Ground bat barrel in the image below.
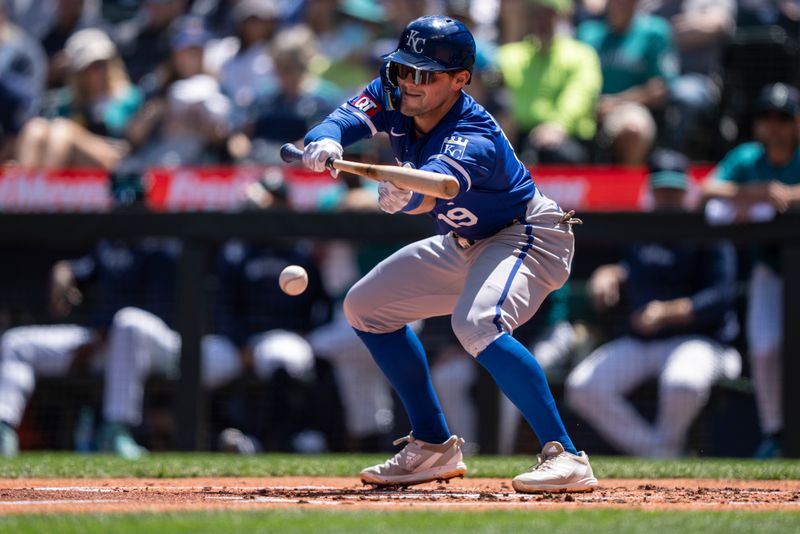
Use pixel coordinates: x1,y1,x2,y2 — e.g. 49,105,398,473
280,143,304,163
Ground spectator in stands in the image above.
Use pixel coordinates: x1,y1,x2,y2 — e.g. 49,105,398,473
41,0,98,89
190,0,239,38
116,0,188,83
0,75,26,163
566,150,742,457
702,83,800,458
0,0,46,161
573,0,608,26
639,0,736,157
14,29,141,170
226,25,341,164
578,0,679,165
122,15,231,169
303,0,387,92
3,0,58,40
217,0,281,111
496,0,601,164
738,0,800,32
100,0,140,26
382,0,432,37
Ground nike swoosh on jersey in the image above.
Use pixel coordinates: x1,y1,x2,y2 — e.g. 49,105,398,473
389,128,406,137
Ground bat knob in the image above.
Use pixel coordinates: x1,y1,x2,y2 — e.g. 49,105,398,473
280,143,304,163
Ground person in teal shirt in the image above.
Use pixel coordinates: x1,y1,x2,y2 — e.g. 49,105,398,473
14,28,142,170
702,83,800,458
577,0,679,165
497,0,601,164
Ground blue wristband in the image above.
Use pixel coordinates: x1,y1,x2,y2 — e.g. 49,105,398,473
401,192,425,212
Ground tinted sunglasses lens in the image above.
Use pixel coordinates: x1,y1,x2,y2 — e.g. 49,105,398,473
418,70,435,84
394,63,436,85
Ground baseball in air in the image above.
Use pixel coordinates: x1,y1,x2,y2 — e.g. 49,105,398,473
279,265,308,296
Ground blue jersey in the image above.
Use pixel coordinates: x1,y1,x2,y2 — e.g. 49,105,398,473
306,78,536,240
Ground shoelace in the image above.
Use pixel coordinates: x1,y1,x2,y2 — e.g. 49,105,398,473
529,452,560,473
392,434,415,447
559,210,583,225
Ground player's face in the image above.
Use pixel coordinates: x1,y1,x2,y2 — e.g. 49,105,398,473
651,188,686,212
78,60,110,97
755,111,800,148
397,68,468,118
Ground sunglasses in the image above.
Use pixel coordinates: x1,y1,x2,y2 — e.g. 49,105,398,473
391,62,442,85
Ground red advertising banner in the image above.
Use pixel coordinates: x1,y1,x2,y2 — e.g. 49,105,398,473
0,164,715,213
533,165,714,212
144,166,338,212
0,168,111,212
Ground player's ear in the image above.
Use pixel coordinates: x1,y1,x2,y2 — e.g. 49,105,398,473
451,70,470,89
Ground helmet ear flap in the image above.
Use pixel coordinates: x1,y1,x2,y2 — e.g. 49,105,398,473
387,62,399,85
380,61,401,110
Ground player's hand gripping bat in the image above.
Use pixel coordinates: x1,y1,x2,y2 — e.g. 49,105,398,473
280,143,459,200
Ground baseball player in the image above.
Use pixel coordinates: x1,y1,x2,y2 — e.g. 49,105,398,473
0,239,171,457
300,16,596,493
702,83,800,457
102,238,331,455
566,151,742,457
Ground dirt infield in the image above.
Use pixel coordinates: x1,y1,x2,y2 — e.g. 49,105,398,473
1,477,799,514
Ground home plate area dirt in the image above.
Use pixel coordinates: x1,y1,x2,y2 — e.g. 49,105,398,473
1,477,799,514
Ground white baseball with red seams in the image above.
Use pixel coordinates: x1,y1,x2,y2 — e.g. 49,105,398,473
279,265,309,296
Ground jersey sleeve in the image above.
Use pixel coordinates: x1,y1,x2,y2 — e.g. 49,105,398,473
712,143,757,184
419,131,495,193
690,242,737,324
304,78,388,147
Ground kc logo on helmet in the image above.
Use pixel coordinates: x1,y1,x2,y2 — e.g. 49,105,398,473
405,30,427,53
442,136,469,160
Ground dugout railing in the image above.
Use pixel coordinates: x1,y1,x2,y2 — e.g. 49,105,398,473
1,210,798,457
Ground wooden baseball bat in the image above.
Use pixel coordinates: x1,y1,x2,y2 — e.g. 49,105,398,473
280,143,459,200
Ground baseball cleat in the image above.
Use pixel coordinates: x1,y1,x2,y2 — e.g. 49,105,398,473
98,422,148,460
360,434,467,486
512,441,597,493
0,422,19,457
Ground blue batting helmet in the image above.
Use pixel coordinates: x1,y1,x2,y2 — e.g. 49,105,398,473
384,16,476,76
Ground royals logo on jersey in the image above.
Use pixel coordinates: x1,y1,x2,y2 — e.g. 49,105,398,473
442,136,469,160
348,93,381,117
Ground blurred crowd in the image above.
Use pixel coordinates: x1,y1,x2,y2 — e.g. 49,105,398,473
0,0,799,460
0,0,798,168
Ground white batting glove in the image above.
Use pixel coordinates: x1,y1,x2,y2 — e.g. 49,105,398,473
302,139,343,177
378,180,413,214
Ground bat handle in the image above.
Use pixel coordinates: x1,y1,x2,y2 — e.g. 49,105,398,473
279,143,338,171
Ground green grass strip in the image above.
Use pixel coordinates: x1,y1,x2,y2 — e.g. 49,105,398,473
1,509,800,534
0,452,798,480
